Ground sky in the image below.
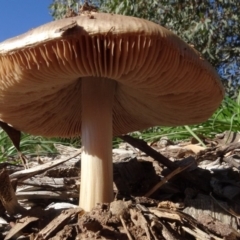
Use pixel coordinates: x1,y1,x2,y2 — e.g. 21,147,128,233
0,1,53,42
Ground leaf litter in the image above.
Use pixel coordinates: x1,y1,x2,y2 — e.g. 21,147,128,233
0,131,240,239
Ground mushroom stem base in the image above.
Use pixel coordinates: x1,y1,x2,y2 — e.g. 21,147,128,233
80,77,116,212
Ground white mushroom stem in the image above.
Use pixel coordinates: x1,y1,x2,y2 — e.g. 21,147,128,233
80,77,116,211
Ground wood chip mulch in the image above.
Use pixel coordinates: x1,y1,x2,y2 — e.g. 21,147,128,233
0,131,240,239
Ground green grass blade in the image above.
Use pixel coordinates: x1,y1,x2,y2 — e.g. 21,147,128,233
184,125,206,147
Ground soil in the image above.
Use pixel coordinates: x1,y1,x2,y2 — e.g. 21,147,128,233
0,131,240,239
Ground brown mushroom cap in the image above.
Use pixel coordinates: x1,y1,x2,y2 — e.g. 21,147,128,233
0,13,224,137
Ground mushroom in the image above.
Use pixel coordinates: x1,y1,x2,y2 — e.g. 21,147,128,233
0,13,224,211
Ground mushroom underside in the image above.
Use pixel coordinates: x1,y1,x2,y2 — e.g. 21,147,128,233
0,30,223,138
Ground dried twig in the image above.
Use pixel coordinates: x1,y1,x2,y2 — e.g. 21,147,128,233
120,215,133,240
10,149,81,181
120,135,176,169
145,164,192,197
120,135,211,192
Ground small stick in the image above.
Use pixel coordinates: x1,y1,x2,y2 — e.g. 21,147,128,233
10,149,82,181
145,164,192,197
120,135,211,193
120,215,133,240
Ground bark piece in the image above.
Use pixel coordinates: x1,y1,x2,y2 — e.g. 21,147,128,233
0,169,24,215
217,142,240,156
216,131,240,147
50,225,73,240
149,207,223,239
197,214,240,240
4,216,38,240
183,193,238,230
37,208,83,239
182,144,205,154
130,208,152,240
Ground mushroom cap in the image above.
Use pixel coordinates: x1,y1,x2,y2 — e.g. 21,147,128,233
0,13,224,137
